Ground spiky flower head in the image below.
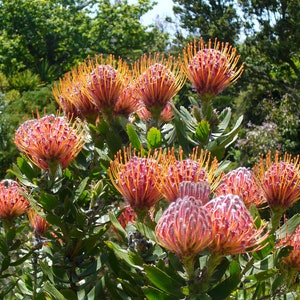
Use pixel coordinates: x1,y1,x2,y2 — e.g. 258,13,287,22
178,181,211,204
28,208,48,236
0,180,29,219
14,114,87,172
183,38,244,98
53,64,99,121
204,194,267,255
254,151,300,213
215,167,267,208
133,53,185,120
155,196,212,259
108,147,163,211
117,205,137,229
159,147,222,202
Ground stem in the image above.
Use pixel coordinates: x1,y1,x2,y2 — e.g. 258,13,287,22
182,256,196,282
270,208,284,234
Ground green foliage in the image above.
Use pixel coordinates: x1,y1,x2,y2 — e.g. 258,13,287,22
9,70,42,92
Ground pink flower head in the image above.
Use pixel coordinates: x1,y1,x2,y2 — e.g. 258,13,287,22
108,147,163,211
183,38,244,98
14,114,87,171
204,194,267,255
178,180,211,204
254,151,300,213
215,167,267,208
0,180,29,219
117,205,137,229
155,196,212,258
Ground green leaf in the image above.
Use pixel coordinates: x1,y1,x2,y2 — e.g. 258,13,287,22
195,120,210,145
143,265,184,297
43,282,67,300
126,123,141,150
109,212,127,241
40,193,59,211
276,213,300,239
74,177,89,202
147,127,162,149
143,286,175,300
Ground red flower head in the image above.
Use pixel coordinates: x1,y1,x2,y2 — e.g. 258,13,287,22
0,180,29,219
28,208,49,236
159,147,223,202
215,167,267,208
117,205,137,229
254,151,300,213
204,194,267,255
183,38,244,98
14,114,87,172
108,147,163,211
278,225,300,270
53,64,99,121
133,53,185,120
86,55,130,115
155,196,212,259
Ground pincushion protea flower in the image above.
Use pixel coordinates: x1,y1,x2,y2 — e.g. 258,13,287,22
158,147,223,202
155,196,212,259
215,167,267,208
108,147,163,211
0,180,29,219
278,225,300,270
14,114,87,172
254,151,300,213
178,181,211,204
204,194,267,255
183,38,244,98
133,53,186,121
28,208,48,236
117,205,137,229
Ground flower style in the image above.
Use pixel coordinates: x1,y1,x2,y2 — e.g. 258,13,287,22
183,38,244,98
133,53,186,120
155,196,211,259
14,114,87,172
254,151,300,213
0,180,30,219
159,147,223,202
215,167,267,208
108,147,163,211
278,225,300,270
28,208,48,236
204,194,267,255
52,64,99,121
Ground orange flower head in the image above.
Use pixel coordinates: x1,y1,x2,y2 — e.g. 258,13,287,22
204,194,267,255
215,167,267,208
108,147,163,211
113,84,140,117
178,180,211,204
14,114,87,171
254,151,300,213
155,196,212,259
0,180,29,219
159,147,223,202
278,225,300,270
133,53,185,116
28,208,49,236
183,38,244,98
53,64,99,120
86,55,130,114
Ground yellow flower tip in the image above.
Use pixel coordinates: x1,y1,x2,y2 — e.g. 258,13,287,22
215,167,267,208
0,180,30,219
204,194,268,255
108,147,164,210
183,37,244,98
133,53,186,113
28,208,49,236
254,151,300,212
14,114,88,172
155,196,212,259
